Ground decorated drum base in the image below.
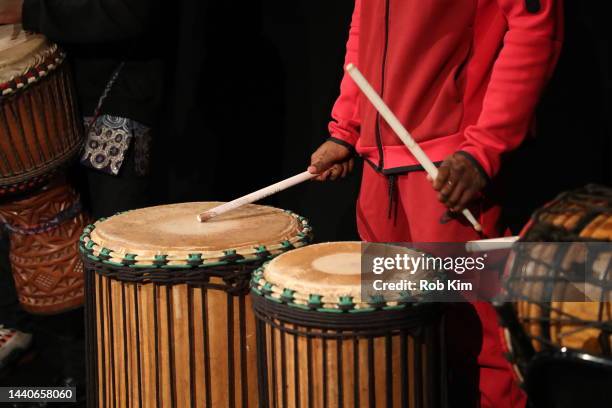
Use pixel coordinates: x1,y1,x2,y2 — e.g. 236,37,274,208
252,242,446,408
81,202,311,408
0,179,89,314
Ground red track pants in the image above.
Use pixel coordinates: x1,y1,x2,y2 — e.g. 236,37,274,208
356,164,526,408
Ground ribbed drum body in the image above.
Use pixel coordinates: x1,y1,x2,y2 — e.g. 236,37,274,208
0,25,81,196
80,203,311,408
89,264,259,407
252,297,444,408
251,242,446,408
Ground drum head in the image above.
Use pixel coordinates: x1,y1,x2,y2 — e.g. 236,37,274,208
85,202,310,266
0,24,53,84
264,241,363,301
256,241,426,310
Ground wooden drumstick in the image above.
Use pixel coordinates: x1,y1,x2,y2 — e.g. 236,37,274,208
345,63,483,232
197,170,316,222
465,236,519,252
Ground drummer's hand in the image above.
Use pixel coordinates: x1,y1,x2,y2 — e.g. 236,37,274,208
308,140,354,181
0,0,23,24
430,152,487,212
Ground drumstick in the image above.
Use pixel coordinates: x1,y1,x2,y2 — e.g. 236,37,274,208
345,63,483,232
197,170,316,222
465,236,519,252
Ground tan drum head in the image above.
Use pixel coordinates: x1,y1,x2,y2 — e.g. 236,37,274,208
85,202,310,265
0,24,55,84
263,242,362,300
258,241,425,309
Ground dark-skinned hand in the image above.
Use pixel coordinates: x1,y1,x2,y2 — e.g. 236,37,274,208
307,140,354,181
429,152,487,212
0,0,23,24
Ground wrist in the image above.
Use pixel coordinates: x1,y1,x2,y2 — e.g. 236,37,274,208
327,137,356,156
455,151,489,184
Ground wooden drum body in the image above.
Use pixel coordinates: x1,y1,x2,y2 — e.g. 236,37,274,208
497,185,612,404
0,24,81,196
252,242,446,408
0,178,90,313
80,203,311,408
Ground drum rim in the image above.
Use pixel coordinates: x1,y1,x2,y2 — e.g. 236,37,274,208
529,347,612,370
251,241,440,312
251,267,438,314
79,208,312,269
0,47,65,97
251,292,442,335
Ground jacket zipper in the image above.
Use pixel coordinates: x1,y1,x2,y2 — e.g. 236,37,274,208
375,0,391,170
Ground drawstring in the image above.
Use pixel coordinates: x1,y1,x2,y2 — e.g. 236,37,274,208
387,174,399,224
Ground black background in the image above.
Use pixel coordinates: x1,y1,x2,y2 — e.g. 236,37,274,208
153,0,610,242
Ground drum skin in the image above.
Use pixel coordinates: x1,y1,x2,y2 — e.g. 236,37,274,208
252,242,446,408
0,179,89,314
80,203,312,408
0,25,82,196
499,185,612,385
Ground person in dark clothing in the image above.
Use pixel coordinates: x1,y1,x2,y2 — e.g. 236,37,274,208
0,0,164,402
1,0,163,219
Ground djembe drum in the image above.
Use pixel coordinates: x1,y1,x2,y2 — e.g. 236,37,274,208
80,203,312,408
496,185,612,407
0,24,81,195
251,242,445,408
0,24,86,314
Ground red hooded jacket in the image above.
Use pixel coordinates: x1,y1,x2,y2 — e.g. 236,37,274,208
329,0,563,177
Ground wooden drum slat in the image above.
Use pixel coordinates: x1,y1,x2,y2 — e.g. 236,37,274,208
0,59,81,190
172,284,191,408
92,280,265,407
138,283,156,408
253,300,445,408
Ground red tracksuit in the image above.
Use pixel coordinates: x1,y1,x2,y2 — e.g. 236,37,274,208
329,0,563,406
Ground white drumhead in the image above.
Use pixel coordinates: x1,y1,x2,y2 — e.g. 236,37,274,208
0,24,56,84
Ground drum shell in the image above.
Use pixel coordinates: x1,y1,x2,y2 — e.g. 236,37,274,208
85,262,262,408
80,202,312,407
497,185,612,386
0,180,88,314
253,295,446,408
0,55,82,196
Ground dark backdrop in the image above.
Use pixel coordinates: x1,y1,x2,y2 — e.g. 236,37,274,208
154,0,610,242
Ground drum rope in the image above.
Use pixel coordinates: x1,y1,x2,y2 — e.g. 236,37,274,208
82,255,260,296
251,294,441,338
499,184,612,385
0,200,82,235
